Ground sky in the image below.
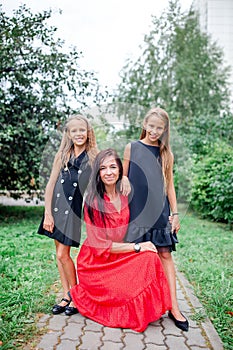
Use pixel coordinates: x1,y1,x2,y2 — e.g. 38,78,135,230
1,0,193,91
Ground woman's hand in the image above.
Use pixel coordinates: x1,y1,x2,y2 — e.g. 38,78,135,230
120,175,131,196
43,213,54,233
140,241,158,253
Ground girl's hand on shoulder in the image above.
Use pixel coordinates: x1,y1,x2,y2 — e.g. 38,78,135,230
120,175,131,196
43,213,54,233
140,241,158,253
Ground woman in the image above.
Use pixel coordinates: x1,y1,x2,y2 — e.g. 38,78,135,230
70,148,171,332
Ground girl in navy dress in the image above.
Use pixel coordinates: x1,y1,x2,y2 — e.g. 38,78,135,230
122,107,189,331
38,115,98,315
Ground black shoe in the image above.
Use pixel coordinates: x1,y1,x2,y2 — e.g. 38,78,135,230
65,306,79,316
52,298,70,315
168,311,189,332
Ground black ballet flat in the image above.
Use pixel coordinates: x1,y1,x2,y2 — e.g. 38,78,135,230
52,297,71,315
65,291,78,315
65,306,79,316
168,311,189,332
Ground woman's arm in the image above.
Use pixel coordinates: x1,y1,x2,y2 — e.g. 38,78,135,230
43,152,62,233
111,241,157,254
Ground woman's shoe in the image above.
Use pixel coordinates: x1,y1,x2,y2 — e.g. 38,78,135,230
168,311,189,332
52,298,70,315
65,306,79,316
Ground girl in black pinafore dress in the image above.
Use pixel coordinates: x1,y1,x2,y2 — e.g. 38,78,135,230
122,107,189,332
38,115,98,316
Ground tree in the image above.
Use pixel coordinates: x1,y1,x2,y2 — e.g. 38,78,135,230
116,0,233,150
0,5,104,197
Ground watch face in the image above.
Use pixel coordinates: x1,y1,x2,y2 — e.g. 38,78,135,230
134,243,141,252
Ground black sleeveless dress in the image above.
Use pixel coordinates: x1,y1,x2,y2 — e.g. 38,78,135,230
38,151,91,247
125,141,178,251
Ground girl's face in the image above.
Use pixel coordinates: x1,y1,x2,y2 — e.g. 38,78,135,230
99,156,120,187
68,119,88,147
144,115,166,144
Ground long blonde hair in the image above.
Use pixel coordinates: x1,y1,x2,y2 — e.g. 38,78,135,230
57,114,98,169
140,107,173,189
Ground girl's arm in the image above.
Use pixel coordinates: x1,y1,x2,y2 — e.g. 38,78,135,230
166,155,180,233
120,143,131,195
43,152,62,233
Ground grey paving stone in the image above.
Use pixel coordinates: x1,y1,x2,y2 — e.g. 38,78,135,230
80,331,103,349
37,331,61,350
186,317,199,329
56,339,80,350
122,328,139,334
148,318,162,327
102,327,123,342
37,322,47,330
145,344,168,350
178,298,193,313
144,325,165,345
38,314,51,324
201,319,224,350
60,322,83,340
161,317,183,335
48,315,68,331
186,327,208,348
123,332,144,350
84,318,103,332
165,335,189,349
100,341,124,350
190,347,210,350
67,313,86,324
177,288,185,300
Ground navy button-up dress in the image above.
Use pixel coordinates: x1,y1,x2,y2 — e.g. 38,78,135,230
38,151,91,247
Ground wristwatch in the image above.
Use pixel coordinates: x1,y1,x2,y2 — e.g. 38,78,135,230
134,243,141,253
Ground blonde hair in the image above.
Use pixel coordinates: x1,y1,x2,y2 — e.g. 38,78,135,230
140,107,173,189
57,114,98,169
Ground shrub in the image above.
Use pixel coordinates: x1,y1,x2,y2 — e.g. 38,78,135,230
191,142,233,224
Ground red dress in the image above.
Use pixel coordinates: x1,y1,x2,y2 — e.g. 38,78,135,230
70,194,171,332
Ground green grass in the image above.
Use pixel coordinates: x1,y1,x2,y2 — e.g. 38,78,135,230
0,206,61,349
175,210,233,350
0,205,232,349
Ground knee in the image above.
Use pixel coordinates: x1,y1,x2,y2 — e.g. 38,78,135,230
56,250,70,265
158,251,172,261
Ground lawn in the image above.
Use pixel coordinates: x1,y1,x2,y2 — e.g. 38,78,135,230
175,210,233,350
0,206,66,349
0,205,232,349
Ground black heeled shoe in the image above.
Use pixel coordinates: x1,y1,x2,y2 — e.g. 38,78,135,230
52,298,70,315
168,311,189,332
65,291,79,316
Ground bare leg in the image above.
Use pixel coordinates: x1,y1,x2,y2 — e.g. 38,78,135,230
158,251,186,321
55,240,77,306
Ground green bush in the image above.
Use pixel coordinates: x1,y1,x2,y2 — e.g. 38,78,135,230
191,142,233,224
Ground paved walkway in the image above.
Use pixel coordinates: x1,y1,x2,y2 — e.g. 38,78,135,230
32,270,223,350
